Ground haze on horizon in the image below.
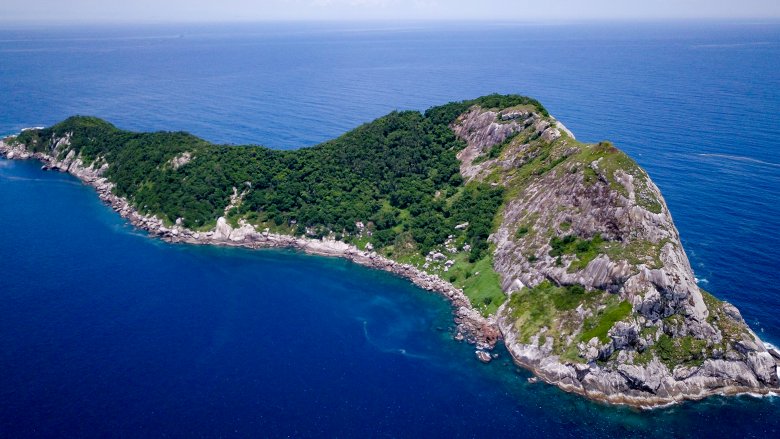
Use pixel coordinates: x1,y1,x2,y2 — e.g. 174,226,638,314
2,0,779,23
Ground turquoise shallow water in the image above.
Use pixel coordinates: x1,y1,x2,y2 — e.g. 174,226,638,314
1,21,779,437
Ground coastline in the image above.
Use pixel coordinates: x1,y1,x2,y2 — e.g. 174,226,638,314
3,135,779,409
0,137,501,354
498,315,779,409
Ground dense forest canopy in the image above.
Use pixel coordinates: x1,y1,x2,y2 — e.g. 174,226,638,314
15,94,546,261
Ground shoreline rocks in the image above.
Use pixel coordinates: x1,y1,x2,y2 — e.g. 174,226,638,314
476,350,492,363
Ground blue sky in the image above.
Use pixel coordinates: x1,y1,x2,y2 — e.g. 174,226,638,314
2,0,779,23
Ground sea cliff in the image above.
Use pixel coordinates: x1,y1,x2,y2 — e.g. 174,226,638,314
3,94,778,407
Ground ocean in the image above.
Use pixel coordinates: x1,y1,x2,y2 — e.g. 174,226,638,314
1,21,779,437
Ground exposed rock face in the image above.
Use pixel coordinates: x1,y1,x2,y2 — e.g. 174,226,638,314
490,143,708,325
452,107,573,183
453,107,527,181
169,151,192,170
451,106,780,407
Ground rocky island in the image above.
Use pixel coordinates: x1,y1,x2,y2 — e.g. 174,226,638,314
2,94,778,408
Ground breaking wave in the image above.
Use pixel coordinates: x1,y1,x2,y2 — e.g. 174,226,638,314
697,153,780,168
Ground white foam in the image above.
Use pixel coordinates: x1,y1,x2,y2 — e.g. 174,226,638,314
640,400,679,411
741,391,779,400
698,153,780,168
692,42,774,49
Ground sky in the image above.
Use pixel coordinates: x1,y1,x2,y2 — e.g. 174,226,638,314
1,0,779,23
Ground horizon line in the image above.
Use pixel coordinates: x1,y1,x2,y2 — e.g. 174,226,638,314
2,17,780,27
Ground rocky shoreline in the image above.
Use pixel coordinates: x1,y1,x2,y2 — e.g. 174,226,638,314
497,310,780,408
451,106,780,408
0,137,501,356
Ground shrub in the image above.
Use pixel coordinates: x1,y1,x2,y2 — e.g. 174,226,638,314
516,225,529,238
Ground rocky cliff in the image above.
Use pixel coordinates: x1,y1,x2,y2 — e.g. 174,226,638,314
2,96,778,407
450,104,780,406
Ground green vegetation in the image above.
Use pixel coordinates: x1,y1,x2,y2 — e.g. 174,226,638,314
654,334,708,369
603,239,666,269
579,299,632,344
632,307,721,369
573,141,663,214
475,131,521,163
461,257,505,315
435,252,505,316
549,233,604,271
515,225,530,238
17,98,519,257
15,95,548,318
509,280,600,344
632,327,661,366
516,143,566,180
506,279,633,362
448,184,505,261
15,93,684,358
424,94,549,126
583,166,599,185
701,289,751,346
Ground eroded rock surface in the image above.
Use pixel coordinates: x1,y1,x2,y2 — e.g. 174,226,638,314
450,106,780,406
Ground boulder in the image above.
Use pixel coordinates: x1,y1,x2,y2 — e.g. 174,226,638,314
476,350,492,363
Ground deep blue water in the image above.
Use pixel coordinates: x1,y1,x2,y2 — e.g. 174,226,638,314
1,21,779,437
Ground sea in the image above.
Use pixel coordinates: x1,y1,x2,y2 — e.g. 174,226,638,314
0,21,779,438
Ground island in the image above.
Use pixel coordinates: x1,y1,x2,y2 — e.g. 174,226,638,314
2,94,778,408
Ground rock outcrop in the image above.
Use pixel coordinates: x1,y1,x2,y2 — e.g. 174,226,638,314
450,105,780,407
169,151,192,170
